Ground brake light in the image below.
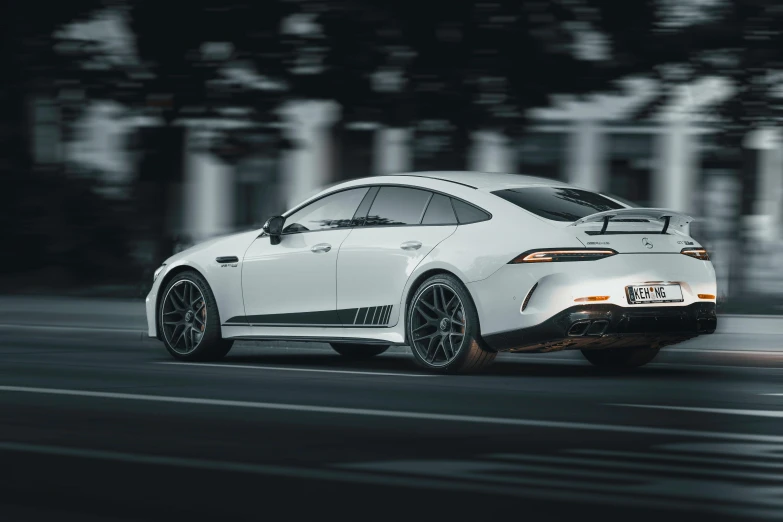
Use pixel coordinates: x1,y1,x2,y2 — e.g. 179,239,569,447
681,248,710,261
510,249,617,264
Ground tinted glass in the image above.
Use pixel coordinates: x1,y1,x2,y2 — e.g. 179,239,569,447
350,186,379,226
365,187,431,226
492,186,624,222
283,188,369,233
451,199,491,224
422,194,458,225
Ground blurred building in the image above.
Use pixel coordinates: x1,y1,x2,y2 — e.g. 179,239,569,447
49,89,783,300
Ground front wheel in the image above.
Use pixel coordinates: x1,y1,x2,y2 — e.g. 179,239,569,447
159,271,233,361
581,346,660,368
407,274,496,374
330,343,389,359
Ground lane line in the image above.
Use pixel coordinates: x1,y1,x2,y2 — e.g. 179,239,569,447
567,449,783,470
611,403,783,418
490,452,783,481
3,385,783,443
0,324,143,334
156,361,434,378
665,348,783,355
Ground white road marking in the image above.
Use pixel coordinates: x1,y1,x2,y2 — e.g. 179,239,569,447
156,361,434,378
567,448,783,469
0,324,143,334
665,348,783,355
491,452,783,481
611,403,783,418
761,393,783,396
3,385,783,443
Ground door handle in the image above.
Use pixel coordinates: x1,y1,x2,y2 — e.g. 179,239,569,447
400,241,422,251
311,243,332,253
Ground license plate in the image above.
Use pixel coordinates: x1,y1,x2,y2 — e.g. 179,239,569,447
626,284,683,304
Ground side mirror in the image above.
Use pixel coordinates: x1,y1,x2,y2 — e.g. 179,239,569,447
262,216,284,245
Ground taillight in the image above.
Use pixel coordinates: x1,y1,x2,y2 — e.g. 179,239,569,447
681,248,710,261
510,249,617,264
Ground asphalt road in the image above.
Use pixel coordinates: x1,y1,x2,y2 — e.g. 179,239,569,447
2,323,783,522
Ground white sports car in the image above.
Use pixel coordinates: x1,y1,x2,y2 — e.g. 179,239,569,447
145,171,717,373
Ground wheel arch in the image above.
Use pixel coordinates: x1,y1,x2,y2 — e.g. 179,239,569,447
402,267,479,345
154,265,209,340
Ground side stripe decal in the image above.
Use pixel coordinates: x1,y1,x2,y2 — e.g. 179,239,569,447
225,305,394,327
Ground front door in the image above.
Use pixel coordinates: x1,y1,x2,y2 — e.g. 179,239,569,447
239,187,369,327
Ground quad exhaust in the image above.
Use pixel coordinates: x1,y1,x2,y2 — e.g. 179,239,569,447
568,319,609,337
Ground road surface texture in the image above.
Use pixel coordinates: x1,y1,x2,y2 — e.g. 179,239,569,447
1,298,783,521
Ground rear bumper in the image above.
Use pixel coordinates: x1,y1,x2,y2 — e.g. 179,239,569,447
483,302,716,353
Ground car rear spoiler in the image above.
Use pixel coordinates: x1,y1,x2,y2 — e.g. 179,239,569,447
569,208,694,235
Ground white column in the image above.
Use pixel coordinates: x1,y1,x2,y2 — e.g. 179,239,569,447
374,127,411,175
654,119,693,211
752,129,783,241
469,131,513,173
279,100,341,208
183,127,234,243
567,121,606,192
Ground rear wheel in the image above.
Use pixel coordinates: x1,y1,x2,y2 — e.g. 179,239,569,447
330,343,389,359
407,274,496,374
159,271,233,361
581,346,660,368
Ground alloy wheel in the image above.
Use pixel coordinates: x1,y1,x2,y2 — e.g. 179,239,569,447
410,283,466,367
161,279,207,355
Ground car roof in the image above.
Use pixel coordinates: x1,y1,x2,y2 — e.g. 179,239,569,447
391,171,572,191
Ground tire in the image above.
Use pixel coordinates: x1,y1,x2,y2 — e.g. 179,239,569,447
158,270,233,361
581,346,660,368
330,343,389,359
407,274,496,374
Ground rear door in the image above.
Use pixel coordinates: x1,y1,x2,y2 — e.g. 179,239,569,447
336,187,458,327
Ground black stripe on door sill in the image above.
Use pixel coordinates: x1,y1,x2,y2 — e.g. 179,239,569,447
225,306,394,327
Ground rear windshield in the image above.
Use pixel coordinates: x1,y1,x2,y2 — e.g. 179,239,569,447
492,186,626,222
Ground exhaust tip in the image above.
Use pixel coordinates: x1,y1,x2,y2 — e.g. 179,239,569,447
568,321,591,337
586,320,609,336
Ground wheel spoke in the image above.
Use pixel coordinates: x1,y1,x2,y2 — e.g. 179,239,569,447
418,298,438,315
413,331,438,343
444,293,456,313
194,301,205,315
411,322,430,334
438,287,448,314
415,304,437,322
426,336,440,362
443,336,455,359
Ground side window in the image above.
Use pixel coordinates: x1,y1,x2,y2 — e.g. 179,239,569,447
282,188,369,233
422,193,458,225
365,187,432,226
451,199,491,224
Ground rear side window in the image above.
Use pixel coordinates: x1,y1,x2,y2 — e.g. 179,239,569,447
492,186,624,222
366,187,431,226
451,199,491,224
422,194,458,225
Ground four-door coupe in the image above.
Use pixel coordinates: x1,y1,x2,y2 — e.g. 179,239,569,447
146,171,717,373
